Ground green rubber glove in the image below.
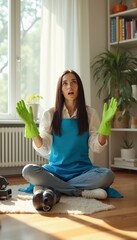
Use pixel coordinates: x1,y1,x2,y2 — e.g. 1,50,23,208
98,97,118,136
16,100,39,138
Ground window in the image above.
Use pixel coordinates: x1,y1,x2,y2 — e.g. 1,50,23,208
0,0,8,114
0,0,42,119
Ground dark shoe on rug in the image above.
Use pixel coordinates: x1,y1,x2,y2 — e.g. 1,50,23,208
32,188,61,212
32,189,44,211
43,189,61,212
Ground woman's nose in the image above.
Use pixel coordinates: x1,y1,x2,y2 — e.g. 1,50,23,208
67,83,71,88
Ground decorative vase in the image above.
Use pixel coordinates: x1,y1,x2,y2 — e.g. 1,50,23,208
27,103,39,121
112,3,128,13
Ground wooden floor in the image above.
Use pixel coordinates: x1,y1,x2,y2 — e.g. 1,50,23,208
0,170,137,240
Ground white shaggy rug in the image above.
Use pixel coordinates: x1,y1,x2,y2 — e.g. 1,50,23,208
0,185,115,214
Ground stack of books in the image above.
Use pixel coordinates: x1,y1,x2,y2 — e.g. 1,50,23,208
111,16,137,42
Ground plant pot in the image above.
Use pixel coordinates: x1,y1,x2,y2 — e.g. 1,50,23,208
121,148,136,159
113,111,129,128
27,103,39,121
131,116,137,128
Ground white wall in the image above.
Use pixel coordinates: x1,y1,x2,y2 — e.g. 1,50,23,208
89,0,109,167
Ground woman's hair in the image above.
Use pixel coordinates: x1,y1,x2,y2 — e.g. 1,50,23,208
51,69,89,135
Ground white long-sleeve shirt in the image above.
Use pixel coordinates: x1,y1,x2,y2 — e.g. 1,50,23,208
33,105,107,158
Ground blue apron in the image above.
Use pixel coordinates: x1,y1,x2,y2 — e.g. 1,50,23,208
43,119,93,181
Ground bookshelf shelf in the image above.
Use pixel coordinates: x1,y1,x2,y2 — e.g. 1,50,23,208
109,8,137,18
110,38,137,48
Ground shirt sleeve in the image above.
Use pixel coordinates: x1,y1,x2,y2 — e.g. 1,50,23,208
32,108,53,157
87,106,107,153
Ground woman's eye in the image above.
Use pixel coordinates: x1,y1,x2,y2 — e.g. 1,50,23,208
62,82,67,86
72,80,77,84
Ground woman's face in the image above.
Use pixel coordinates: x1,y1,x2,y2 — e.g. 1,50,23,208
62,73,78,102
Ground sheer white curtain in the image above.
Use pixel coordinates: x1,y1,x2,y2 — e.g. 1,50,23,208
40,0,91,110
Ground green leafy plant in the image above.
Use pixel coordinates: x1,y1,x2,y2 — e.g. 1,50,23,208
121,137,134,149
91,43,137,120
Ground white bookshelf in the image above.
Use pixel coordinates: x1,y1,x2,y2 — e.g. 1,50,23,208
108,0,137,171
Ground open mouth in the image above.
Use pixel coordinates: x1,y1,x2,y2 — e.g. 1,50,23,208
68,91,74,95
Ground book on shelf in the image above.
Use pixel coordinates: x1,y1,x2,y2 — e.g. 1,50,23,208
111,18,116,42
110,16,137,43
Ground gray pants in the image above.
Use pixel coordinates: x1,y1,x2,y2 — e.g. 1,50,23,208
22,164,115,196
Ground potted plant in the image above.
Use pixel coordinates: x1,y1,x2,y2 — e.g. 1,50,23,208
121,137,135,159
25,94,43,121
91,43,137,128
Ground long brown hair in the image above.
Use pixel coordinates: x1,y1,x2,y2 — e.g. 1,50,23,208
51,70,89,135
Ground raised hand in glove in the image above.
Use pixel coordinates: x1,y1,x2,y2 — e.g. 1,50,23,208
16,100,39,138
98,97,118,136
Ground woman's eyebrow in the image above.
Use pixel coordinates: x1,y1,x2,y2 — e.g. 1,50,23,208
62,78,77,82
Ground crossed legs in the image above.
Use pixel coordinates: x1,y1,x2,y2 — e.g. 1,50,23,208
22,164,115,199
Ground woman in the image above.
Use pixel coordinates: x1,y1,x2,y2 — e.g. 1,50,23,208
16,70,117,206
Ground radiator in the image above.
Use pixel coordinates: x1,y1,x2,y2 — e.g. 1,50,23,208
0,127,47,167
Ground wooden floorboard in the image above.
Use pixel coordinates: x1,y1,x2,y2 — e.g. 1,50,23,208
0,170,137,240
